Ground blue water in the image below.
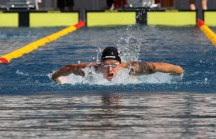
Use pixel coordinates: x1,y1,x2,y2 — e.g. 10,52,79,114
0,25,216,138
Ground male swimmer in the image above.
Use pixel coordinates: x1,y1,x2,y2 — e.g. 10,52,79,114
52,47,183,84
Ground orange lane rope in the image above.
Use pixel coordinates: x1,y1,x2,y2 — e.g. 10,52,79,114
197,19,216,47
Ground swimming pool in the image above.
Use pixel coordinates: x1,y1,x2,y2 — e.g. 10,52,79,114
0,25,216,138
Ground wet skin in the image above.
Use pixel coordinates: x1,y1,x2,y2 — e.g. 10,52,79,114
100,59,121,81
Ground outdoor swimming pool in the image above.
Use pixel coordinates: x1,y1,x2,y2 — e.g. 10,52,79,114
0,25,216,138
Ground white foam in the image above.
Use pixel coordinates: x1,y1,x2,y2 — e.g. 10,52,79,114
52,67,183,85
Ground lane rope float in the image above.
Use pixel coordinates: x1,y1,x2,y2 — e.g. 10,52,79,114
197,19,216,47
0,21,85,64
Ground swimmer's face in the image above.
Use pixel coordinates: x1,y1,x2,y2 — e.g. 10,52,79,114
101,59,121,81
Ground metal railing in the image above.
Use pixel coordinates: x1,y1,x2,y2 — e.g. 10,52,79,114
141,0,159,8
128,0,160,8
5,0,36,10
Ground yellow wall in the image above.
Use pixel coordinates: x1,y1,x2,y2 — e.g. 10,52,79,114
0,11,199,27
204,12,216,26
0,13,18,27
30,13,79,27
148,11,196,26
87,12,136,27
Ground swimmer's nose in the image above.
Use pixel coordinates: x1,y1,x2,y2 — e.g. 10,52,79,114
108,66,112,71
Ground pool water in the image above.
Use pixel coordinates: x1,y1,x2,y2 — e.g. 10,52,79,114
0,25,216,138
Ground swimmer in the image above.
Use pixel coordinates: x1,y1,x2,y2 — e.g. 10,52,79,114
52,47,183,84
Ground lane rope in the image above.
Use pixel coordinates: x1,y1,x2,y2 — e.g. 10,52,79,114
0,21,85,64
197,19,216,47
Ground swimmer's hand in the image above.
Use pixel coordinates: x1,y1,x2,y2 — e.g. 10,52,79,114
52,62,99,83
169,72,182,76
56,76,68,84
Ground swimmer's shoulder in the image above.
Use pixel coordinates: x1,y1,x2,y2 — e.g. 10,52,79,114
120,62,129,68
86,62,100,70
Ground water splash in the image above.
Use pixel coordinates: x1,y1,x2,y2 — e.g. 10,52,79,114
95,33,142,63
49,32,183,85
117,35,141,62
52,67,182,85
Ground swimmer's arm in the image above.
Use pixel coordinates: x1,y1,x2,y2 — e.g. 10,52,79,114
125,62,183,75
152,62,183,75
52,62,98,83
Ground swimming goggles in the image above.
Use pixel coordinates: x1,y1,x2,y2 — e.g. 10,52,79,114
102,62,119,68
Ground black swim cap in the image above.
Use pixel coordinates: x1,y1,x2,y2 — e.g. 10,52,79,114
101,47,121,63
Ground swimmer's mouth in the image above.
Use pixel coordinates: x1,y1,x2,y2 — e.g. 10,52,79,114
108,73,114,79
